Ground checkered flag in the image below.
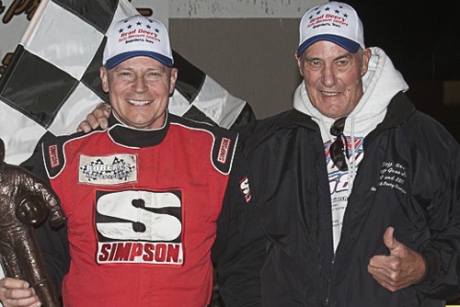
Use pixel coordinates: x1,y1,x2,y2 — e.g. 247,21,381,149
0,0,255,165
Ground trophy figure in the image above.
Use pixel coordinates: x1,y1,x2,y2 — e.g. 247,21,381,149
0,138,66,307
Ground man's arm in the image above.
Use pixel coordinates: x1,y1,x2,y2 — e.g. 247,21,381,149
76,101,256,132
213,150,266,307
370,121,460,301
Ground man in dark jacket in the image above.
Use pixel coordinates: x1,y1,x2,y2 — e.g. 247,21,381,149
214,2,460,306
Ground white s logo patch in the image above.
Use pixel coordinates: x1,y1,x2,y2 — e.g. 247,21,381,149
239,176,252,203
96,190,182,241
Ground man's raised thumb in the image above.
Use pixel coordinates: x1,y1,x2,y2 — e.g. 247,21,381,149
383,226,398,251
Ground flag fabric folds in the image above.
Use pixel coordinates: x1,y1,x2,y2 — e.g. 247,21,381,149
0,0,255,165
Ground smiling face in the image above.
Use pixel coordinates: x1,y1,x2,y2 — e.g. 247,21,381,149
297,40,371,119
100,56,178,129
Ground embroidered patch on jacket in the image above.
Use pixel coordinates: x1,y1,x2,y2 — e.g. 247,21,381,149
378,161,407,194
217,137,231,164
239,176,252,203
96,190,183,265
48,145,60,168
79,154,137,184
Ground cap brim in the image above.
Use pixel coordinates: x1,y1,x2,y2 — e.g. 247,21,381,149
105,51,174,69
297,34,361,56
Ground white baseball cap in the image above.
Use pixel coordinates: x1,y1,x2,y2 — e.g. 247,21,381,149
297,2,365,56
103,15,174,68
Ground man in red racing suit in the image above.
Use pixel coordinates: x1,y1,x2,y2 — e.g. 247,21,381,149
37,113,237,306
0,15,238,307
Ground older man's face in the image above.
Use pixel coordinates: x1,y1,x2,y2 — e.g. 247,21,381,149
100,56,177,130
297,41,371,119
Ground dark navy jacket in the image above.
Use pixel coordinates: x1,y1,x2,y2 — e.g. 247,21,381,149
215,92,460,307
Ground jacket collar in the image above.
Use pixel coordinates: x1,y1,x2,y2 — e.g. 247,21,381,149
107,112,169,148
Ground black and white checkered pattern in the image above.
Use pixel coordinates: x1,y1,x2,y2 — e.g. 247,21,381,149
0,0,255,165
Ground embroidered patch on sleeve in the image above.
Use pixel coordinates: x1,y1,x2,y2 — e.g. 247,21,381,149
48,144,60,168
239,175,252,203
217,137,231,164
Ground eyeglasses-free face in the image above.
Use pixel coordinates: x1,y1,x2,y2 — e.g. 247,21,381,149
330,117,349,171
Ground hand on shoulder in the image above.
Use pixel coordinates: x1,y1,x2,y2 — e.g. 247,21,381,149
77,102,111,133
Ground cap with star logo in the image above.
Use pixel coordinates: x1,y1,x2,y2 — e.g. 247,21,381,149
103,15,173,68
297,1,365,56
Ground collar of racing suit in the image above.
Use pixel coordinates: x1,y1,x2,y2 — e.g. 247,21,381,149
107,112,170,148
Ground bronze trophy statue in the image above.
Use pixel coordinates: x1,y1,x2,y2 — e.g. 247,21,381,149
0,138,66,307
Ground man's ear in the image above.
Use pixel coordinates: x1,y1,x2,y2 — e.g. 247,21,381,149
295,51,304,77
169,68,178,95
361,48,372,76
100,66,109,93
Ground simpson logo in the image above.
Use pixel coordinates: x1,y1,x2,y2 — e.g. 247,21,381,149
239,176,252,203
217,137,231,164
96,190,183,265
48,145,59,168
98,242,183,264
79,154,137,184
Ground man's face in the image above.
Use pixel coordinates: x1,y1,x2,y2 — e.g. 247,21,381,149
297,41,371,119
100,56,178,129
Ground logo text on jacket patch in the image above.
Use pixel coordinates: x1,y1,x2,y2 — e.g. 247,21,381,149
96,190,183,265
48,145,60,168
378,161,407,194
217,137,231,164
98,242,182,264
79,154,137,184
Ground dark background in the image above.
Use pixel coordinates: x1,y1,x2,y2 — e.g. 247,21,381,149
346,0,460,142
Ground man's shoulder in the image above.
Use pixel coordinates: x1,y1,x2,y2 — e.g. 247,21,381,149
169,114,238,175
403,110,459,151
42,129,105,148
237,109,313,143
382,93,460,161
41,129,107,177
169,113,238,139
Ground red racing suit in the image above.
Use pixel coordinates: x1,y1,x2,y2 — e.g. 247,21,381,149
39,114,238,307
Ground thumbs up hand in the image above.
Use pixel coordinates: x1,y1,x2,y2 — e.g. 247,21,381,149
367,227,426,292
